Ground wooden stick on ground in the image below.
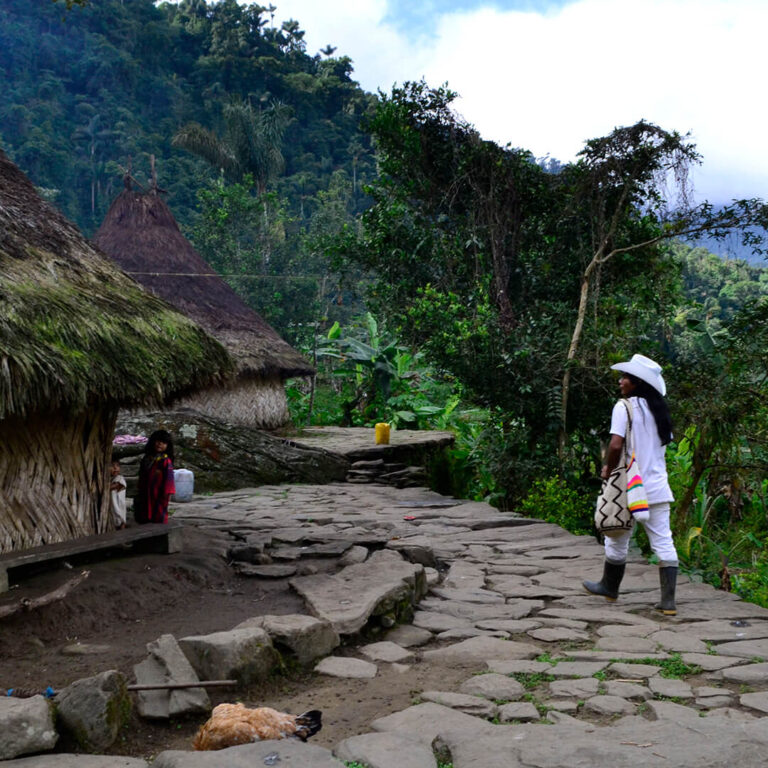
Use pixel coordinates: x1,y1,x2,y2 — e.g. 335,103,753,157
0,570,90,620
127,680,237,692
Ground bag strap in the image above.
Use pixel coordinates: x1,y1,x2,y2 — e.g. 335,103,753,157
620,398,634,464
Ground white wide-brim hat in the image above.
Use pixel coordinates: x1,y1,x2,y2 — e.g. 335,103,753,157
610,354,666,396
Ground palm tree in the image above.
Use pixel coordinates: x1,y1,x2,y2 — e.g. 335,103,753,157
172,99,291,195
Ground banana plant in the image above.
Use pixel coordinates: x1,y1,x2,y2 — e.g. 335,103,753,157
317,313,403,402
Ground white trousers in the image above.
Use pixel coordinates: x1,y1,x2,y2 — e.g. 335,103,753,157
604,502,678,566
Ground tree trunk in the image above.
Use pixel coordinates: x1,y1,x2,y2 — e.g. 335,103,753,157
559,260,597,458
675,429,713,525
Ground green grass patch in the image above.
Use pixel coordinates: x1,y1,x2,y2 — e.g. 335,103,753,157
512,671,556,690
614,653,701,679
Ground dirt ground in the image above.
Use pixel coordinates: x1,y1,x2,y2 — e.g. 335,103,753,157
0,526,472,761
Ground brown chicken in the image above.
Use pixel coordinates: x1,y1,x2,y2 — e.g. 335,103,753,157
192,703,322,751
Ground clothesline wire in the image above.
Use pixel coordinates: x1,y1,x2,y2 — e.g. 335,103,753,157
124,271,331,280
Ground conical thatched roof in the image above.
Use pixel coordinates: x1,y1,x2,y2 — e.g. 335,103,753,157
0,150,232,420
94,188,313,379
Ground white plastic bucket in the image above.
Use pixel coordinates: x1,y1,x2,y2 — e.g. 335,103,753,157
173,468,194,502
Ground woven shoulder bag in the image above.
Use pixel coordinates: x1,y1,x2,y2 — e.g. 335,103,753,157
594,399,650,539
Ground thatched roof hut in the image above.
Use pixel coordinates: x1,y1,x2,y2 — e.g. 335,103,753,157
94,187,313,429
0,150,231,553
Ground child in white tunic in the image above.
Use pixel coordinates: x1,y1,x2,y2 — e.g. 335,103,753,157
110,458,127,529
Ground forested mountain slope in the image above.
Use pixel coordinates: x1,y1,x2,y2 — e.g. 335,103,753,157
0,0,376,234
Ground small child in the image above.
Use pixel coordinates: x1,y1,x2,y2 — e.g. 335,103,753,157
109,458,127,529
135,430,176,525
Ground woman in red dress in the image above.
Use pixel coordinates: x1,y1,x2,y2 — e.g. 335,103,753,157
135,430,176,524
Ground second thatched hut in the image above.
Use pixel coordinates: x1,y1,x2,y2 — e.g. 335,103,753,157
94,184,313,430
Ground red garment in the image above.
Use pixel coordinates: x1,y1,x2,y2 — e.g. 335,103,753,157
136,453,175,524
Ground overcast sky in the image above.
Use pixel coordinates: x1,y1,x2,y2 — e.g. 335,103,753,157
260,0,766,205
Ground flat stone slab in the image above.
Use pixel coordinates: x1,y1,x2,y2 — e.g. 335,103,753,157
548,661,607,678
528,627,590,643
0,696,58,760
740,691,768,714
291,550,425,635
475,619,541,634
712,638,768,658
696,695,733,708
178,628,277,685
371,702,496,745
422,636,540,663
584,695,637,716
540,608,657,626
604,680,652,700
429,587,504,604
535,616,589,630
418,598,543,620
673,619,768,642
498,701,540,721
443,563,486,590
695,685,732,697
437,627,509,640
134,634,210,719
232,563,297,578
648,630,708,653
1,758,147,767
412,611,471,632
486,660,552,675
419,691,497,717
720,661,768,684
608,662,662,679
681,653,748,672
648,677,694,698
385,625,434,647
359,641,414,663
671,602,768,621
314,656,377,679
459,673,525,701
235,614,339,664
595,635,659,653
436,716,768,768
597,623,657,637
549,678,599,697
153,741,344,767
334,732,437,768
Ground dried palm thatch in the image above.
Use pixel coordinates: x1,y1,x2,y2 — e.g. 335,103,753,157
0,150,232,552
181,377,289,430
93,188,313,381
0,153,232,420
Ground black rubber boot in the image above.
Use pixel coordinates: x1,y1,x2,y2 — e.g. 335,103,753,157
583,560,626,601
656,566,678,615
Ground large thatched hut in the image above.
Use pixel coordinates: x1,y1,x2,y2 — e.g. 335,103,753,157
93,186,313,429
0,151,231,553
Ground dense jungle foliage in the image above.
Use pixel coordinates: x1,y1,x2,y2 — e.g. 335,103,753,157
0,0,373,337
3,3,768,604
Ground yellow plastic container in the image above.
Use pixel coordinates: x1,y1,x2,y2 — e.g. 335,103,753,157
375,423,391,445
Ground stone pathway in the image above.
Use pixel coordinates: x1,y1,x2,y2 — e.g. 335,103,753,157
5,482,768,766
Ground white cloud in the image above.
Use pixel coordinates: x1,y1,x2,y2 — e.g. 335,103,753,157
267,0,768,202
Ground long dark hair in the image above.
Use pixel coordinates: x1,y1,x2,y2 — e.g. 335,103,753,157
144,429,175,464
626,375,672,446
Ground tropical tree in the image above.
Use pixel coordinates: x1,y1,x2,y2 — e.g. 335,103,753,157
559,121,768,453
173,99,291,195
336,80,768,497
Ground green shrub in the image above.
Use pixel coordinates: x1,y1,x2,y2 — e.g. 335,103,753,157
518,476,594,535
